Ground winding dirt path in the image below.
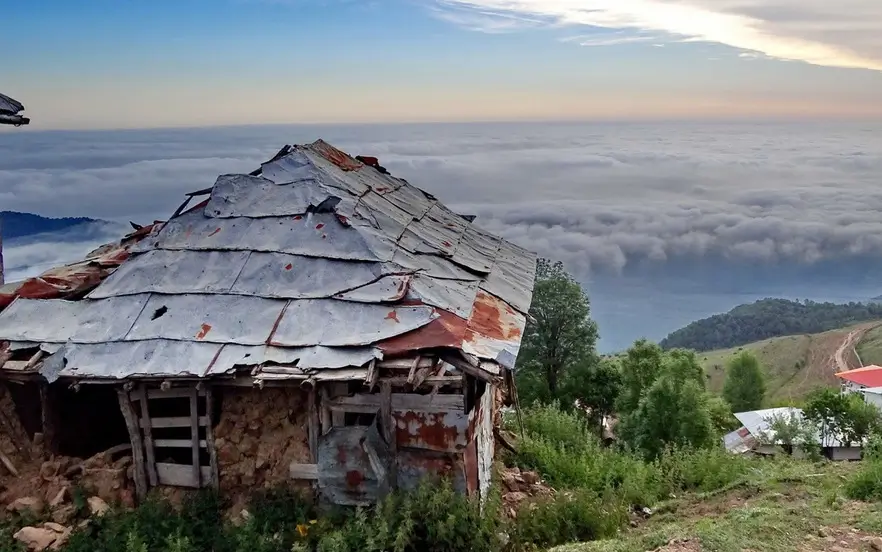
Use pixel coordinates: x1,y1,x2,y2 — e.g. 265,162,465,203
830,323,881,373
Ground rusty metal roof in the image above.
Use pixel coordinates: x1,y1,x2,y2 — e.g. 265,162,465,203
0,140,537,381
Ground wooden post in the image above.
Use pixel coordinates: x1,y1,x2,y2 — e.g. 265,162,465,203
136,386,159,487
319,387,332,434
307,388,319,462
38,383,57,456
380,381,397,489
204,386,219,488
189,388,200,488
117,389,148,501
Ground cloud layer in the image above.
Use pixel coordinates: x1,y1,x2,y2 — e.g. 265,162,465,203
435,0,882,71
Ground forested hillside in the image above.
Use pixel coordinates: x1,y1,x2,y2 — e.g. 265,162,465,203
0,211,98,239
661,298,882,351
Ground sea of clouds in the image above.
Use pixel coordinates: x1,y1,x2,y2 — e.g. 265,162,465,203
2,121,882,350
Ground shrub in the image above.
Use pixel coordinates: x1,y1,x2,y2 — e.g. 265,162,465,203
846,461,882,501
507,489,627,551
655,446,750,495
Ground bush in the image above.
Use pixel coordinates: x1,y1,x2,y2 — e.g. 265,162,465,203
655,446,750,494
846,461,882,501
507,489,627,551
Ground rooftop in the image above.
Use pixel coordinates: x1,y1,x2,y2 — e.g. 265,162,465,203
0,140,537,384
836,365,882,388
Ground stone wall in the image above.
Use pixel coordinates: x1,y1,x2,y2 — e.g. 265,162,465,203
213,387,312,495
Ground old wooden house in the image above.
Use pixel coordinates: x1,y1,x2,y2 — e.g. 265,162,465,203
0,140,537,506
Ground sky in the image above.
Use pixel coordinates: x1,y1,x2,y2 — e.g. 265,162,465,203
3,0,882,129
3,121,882,351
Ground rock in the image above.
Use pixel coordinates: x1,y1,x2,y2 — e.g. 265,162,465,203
87,496,109,517
48,487,68,508
7,496,45,515
40,461,61,480
504,492,529,503
501,471,520,492
520,471,540,485
42,523,67,533
869,537,882,551
43,523,71,551
51,505,76,525
13,527,58,551
819,527,832,538
119,488,135,509
829,547,852,552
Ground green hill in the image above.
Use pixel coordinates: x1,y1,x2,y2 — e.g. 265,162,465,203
661,298,882,352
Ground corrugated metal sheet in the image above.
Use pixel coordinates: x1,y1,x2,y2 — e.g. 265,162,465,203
0,93,25,114
317,424,391,506
408,274,479,319
479,241,537,315
126,294,286,344
271,300,437,347
397,450,466,494
393,409,469,453
259,151,319,184
88,250,251,299
462,291,526,369
452,225,500,274
205,174,333,218
334,274,411,303
0,296,149,344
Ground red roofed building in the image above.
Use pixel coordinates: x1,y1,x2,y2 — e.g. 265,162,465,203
836,365,882,392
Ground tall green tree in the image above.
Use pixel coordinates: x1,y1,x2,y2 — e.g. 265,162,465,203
722,351,766,412
560,358,623,436
617,340,665,415
516,259,599,401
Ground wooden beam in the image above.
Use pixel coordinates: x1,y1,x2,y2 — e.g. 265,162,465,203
189,389,200,488
25,350,44,370
136,386,158,487
289,463,319,480
154,439,208,449
143,388,206,400
442,354,499,385
204,386,219,489
380,382,396,489
116,389,148,501
156,462,213,488
39,383,57,456
366,359,378,391
141,416,208,429
307,388,319,462
380,375,464,387
406,356,421,385
319,387,332,434
329,392,464,413
377,357,435,370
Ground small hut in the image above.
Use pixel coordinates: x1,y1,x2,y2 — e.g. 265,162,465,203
0,140,537,506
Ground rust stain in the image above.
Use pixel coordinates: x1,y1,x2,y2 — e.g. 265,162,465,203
185,225,193,238
441,240,452,248
385,310,400,323
294,215,303,221
208,227,222,237
377,308,467,356
395,411,463,452
311,141,363,171
345,470,364,488
195,323,213,339
337,446,348,463
336,214,350,226
315,223,325,230
467,291,522,341
285,263,293,271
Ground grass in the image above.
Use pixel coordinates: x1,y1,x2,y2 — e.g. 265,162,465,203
551,460,882,552
698,323,881,406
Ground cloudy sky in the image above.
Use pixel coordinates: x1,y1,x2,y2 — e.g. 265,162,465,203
4,0,882,129
3,122,882,350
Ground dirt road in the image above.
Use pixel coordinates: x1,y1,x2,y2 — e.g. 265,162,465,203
831,323,880,373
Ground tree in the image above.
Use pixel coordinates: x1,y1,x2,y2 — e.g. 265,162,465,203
617,345,715,458
841,393,882,447
722,351,766,412
761,410,820,457
803,389,849,446
561,358,623,436
706,395,739,435
516,259,599,401
617,340,665,416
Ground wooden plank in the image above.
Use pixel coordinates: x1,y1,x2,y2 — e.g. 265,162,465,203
154,439,208,449
39,383,57,456
377,357,435,370
189,389,200,488
116,389,148,501
289,463,319,480
136,386,159,487
156,462,213,488
25,350,44,370
442,354,499,385
406,356,421,385
307,388,319,462
2,361,30,371
144,388,206,400
319,388,332,434
382,376,463,387
380,381,396,489
329,392,465,413
365,359,378,391
204,386,219,488
330,383,346,428
141,416,208,429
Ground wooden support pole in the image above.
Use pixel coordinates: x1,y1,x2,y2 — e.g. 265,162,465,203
406,356,421,385
189,388,201,488
380,381,397,489
116,389,148,501
136,386,159,487
307,388,319,462
204,386,219,489
39,383,57,456
319,387,332,434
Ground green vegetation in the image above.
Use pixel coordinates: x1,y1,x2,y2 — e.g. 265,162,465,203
660,298,882,352
857,324,882,366
722,351,766,412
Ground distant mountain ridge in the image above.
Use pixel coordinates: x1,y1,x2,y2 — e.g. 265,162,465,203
0,211,102,240
660,298,882,352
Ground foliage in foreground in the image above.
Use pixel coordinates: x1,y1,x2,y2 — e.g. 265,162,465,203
722,351,766,412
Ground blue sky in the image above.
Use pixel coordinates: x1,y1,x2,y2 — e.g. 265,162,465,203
4,0,882,129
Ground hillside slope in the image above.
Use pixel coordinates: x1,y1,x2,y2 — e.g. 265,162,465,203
662,298,882,352
699,321,881,404
0,211,99,240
